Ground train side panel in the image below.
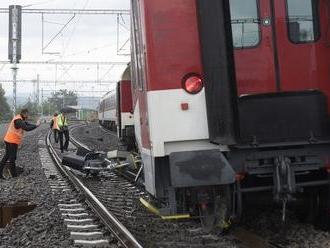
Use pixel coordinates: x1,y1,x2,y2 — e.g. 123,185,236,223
120,80,134,132
98,91,117,131
133,0,215,159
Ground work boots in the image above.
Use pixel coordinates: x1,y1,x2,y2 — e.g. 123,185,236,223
0,161,17,178
9,162,17,177
0,162,5,179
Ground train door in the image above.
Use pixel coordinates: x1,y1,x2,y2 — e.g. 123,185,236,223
232,0,328,95
273,0,327,92
231,0,278,95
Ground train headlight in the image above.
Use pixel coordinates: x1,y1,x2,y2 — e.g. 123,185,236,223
182,73,203,94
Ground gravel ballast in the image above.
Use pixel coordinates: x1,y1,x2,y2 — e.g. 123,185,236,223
72,123,330,248
0,125,72,248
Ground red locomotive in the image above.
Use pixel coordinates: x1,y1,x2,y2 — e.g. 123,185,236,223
129,0,330,229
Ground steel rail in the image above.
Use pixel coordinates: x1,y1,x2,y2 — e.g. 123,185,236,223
68,124,287,248
46,129,143,248
68,124,93,152
69,124,121,168
99,125,118,138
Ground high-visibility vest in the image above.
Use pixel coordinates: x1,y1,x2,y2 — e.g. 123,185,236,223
57,114,68,128
4,115,24,145
52,116,60,130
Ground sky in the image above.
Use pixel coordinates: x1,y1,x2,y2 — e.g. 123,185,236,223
0,0,130,106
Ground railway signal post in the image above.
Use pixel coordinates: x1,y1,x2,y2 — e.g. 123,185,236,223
8,5,22,116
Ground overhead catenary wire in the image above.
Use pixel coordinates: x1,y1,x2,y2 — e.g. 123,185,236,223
0,4,129,104
61,0,90,57
0,61,126,65
0,79,116,84
0,8,130,15
99,65,115,81
21,0,57,8
43,14,76,51
63,44,115,58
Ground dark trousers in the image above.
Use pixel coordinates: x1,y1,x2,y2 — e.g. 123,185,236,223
53,129,59,143
0,142,18,177
59,129,70,152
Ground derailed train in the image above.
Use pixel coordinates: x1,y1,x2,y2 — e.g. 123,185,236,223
98,66,135,143
99,0,330,229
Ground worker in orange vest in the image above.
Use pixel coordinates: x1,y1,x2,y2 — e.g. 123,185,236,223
50,112,59,143
0,108,40,178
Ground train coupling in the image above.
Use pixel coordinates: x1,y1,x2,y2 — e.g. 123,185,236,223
107,150,141,167
273,156,296,222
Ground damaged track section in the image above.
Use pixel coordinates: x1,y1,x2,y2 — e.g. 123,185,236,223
46,130,142,248
39,139,110,247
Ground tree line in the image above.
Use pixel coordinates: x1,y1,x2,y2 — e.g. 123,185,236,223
0,84,10,121
0,84,78,122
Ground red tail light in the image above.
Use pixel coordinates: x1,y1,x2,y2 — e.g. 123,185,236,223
235,172,246,182
182,73,203,94
326,164,330,173
322,157,330,173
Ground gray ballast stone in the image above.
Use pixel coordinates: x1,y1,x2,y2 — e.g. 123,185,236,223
0,126,72,248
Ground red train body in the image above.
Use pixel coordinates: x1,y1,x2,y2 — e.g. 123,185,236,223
116,67,135,143
99,66,134,142
131,0,330,227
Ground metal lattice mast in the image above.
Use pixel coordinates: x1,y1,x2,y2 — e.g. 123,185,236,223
10,6,20,116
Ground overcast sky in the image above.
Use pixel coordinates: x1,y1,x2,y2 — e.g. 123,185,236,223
0,0,130,102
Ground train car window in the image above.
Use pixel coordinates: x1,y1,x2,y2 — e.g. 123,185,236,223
230,0,260,48
287,0,320,43
110,95,116,110
131,0,140,90
131,0,146,91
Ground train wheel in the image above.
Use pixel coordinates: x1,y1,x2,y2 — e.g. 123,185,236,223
199,186,232,232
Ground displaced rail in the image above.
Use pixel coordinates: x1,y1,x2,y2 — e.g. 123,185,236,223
70,123,295,248
46,129,143,248
69,124,93,152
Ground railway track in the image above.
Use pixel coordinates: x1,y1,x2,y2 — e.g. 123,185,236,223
68,123,293,248
69,124,93,152
46,128,143,248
